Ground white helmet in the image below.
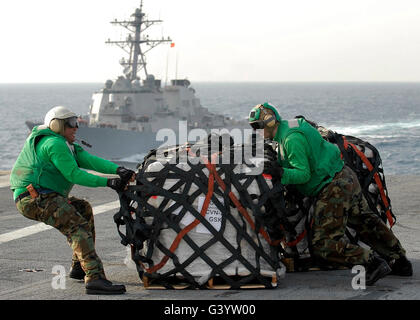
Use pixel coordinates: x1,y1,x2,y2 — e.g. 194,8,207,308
44,106,78,134
44,106,76,127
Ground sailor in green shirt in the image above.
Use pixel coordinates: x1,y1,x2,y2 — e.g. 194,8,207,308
249,102,412,286
10,106,135,295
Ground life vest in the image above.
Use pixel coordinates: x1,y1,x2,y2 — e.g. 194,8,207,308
10,126,79,197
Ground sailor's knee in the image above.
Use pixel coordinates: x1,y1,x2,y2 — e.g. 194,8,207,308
311,240,332,260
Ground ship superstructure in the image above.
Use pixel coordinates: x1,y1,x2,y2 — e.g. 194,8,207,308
88,1,228,133
27,1,248,161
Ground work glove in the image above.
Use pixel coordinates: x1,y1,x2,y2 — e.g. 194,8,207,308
116,167,136,183
107,178,126,192
263,160,284,179
264,143,278,162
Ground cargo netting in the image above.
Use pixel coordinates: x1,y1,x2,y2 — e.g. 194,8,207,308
113,139,288,289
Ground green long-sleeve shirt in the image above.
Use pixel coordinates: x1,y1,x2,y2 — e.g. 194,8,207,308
274,118,344,196
36,136,115,187
280,132,312,185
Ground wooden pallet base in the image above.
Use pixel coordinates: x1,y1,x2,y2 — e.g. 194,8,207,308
207,274,277,289
142,277,191,290
142,274,277,290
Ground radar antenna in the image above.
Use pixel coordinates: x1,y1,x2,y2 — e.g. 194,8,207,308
106,0,172,81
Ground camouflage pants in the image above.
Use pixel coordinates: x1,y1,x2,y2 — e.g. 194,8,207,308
311,165,406,266
16,193,105,282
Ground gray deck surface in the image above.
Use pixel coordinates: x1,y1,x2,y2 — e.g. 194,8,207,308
1,172,419,301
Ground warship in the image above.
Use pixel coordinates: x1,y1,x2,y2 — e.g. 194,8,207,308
26,1,248,161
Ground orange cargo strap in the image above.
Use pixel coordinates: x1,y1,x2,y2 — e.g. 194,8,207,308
146,151,283,274
146,160,215,274
284,218,314,247
205,160,282,247
347,141,395,228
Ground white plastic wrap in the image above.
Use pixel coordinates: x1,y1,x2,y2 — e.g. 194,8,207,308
135,157,278,283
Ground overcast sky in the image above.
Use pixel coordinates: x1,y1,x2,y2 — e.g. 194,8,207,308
1,0,420,83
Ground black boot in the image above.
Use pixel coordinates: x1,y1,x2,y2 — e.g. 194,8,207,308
85,278,126,295
390,256,413,276
69,261,85,280
366,255,392,286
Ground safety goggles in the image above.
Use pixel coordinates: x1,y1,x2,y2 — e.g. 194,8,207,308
249,121,265,130
64,117,79,128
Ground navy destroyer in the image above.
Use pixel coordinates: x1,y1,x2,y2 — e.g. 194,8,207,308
27,1,248,161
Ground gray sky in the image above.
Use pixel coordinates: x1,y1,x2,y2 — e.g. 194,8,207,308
1,0,420,83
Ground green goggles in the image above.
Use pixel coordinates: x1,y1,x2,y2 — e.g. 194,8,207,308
65,117,79,128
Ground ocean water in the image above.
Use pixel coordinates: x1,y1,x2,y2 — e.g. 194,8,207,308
0,82,419,175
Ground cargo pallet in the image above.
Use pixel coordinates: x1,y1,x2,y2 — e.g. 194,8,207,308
142,274,278,290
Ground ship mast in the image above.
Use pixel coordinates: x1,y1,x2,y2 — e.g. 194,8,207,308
105,0,172,81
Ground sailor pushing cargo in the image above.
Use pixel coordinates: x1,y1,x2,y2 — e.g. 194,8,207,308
9,102,414,293
9,106,136,295
248,102,413,285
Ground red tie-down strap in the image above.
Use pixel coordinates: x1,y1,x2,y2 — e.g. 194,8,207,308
343,138,395,228
147,152,283,274
283,218,315,248
146,156,215,274
205,162,282,247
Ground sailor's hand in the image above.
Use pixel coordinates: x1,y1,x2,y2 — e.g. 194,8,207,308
263,160,284,179
107,178,127,192
264,143,278,162
116,167,136,183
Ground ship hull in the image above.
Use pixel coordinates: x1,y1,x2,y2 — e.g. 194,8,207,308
76,126,160,160
77,123,251,161
26,121,251,162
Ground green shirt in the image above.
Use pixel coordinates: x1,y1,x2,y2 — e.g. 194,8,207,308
274,118,344,196
10,126,119,199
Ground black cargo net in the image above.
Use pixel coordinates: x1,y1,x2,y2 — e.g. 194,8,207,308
113,125,396,277
113,142,287,289
295,116,396,228
266,119,398,270
321,131,396,229
280,119,397,269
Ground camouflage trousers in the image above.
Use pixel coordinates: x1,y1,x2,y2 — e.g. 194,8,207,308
311,165,406,266
16,193,105,282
